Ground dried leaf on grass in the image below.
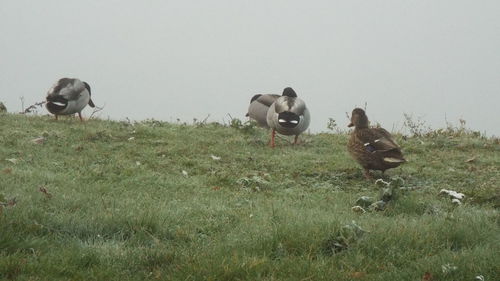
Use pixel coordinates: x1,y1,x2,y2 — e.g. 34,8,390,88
5,158,18,164
350,272,366,279
465,156,477,163
7,198,17,206
39,186,52,198
422,272,433,281
351,206,366,213
31,137,46,144
0,197,17,214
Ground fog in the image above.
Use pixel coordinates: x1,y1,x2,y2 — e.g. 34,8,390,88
1,1,499,135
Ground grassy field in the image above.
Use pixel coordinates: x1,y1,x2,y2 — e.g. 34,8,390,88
1,113,499,281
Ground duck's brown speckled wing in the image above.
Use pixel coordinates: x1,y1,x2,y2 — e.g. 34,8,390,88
348,127,405,173
357,128,400,152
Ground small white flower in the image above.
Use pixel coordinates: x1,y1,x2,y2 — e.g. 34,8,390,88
136,161,141,166
182,170,188,177
210,155,221,160
441,263,458,274
128,137,135,141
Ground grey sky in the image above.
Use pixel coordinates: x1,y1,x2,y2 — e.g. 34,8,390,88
1,1,499,135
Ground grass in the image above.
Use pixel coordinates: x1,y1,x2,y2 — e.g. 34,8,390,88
0,113,499,280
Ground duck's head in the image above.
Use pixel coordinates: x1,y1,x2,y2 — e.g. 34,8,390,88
282,87,297,98
348,108,369,128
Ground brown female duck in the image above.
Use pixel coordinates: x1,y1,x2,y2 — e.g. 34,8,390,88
347,108,406,179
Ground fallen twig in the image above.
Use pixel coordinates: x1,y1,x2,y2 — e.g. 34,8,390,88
89,104,105,119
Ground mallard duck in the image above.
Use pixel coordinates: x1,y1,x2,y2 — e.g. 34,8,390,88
266,87,310,147
347,108,406,179
46,78,95,121
246,94,280,128
0,102,6,113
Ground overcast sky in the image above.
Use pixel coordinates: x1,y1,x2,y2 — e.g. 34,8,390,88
1,1,499,135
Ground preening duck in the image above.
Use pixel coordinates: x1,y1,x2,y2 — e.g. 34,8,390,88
347,108,406,179
246,94,280,128
266,87,310,147
46,78,95,121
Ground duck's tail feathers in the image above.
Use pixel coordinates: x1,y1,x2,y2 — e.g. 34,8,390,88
250,94,262,104
88,98,95,108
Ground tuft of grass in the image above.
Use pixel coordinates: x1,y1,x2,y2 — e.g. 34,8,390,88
0,114,499,280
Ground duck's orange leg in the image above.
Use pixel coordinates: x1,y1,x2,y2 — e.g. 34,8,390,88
363,169,373,180
78,112,83,122
55,115,58,121
270,129,276,148
294,135,299,145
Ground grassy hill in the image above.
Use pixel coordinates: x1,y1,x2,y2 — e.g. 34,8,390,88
1,114,499,281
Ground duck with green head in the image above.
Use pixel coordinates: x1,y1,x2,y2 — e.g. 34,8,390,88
347,108,406,179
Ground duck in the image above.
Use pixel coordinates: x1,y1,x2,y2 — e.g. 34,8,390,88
347,108,406,179
246,94,280,128
266,87,310,147
45,78,95,121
